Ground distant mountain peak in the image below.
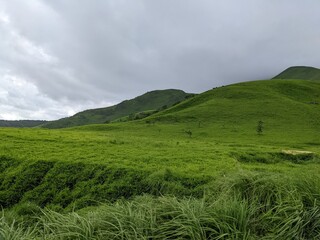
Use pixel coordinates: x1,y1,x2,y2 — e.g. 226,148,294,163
273,66,320,80
285,66,318,70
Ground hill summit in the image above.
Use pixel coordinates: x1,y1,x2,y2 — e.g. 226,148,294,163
273,66,320,81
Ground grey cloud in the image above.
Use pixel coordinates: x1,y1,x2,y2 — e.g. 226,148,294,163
0,0,320,120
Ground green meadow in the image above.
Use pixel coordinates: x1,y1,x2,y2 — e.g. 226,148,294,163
0,71,320,239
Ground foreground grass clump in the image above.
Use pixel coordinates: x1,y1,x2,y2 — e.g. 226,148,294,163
1,173,319,240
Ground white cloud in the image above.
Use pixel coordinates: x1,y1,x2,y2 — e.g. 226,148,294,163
0,11,10,24
11,33,58,64
0,73,59,120
0,73,113,120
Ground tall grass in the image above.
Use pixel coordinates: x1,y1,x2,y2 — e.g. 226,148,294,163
0,214,37,240
1,173,319,239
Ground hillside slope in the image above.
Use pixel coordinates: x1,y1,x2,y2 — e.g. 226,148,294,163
145,79,320,140
273,66,320,80
42,89,192,129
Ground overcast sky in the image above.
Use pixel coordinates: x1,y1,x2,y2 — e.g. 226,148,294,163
0,0,320,120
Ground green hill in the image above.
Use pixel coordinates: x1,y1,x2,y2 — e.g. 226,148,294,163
273,66,320,80
0,120,47,128
42,66,320,129
42,89,192,129
139,66,320,137
76,78,319,146
150,79,320,131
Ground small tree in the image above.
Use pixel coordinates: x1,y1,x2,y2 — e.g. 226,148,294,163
128,113,135,121
185,130,192,138
256,120,264,135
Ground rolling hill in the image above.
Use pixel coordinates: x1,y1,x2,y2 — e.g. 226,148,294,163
129,67,319,142
150,79,320,129
42,89,192,129
273,66,320,80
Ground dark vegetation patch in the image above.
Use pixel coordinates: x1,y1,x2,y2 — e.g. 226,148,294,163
109,139,125,144
233,151,319,164
0,158,54,208
305,142,320,146
0,158,211,210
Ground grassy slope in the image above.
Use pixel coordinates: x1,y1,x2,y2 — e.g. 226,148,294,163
42,89,191,129
273,66,320,80
149,79,320,140
0,78,319,210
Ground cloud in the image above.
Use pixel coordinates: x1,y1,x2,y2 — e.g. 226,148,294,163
1,0,320,120
0,72,115,120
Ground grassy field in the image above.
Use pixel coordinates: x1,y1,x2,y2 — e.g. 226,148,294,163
0,76,320,239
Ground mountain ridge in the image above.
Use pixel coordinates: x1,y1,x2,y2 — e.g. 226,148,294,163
42,89,193,129
0,120,47,128
2,66,320,129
